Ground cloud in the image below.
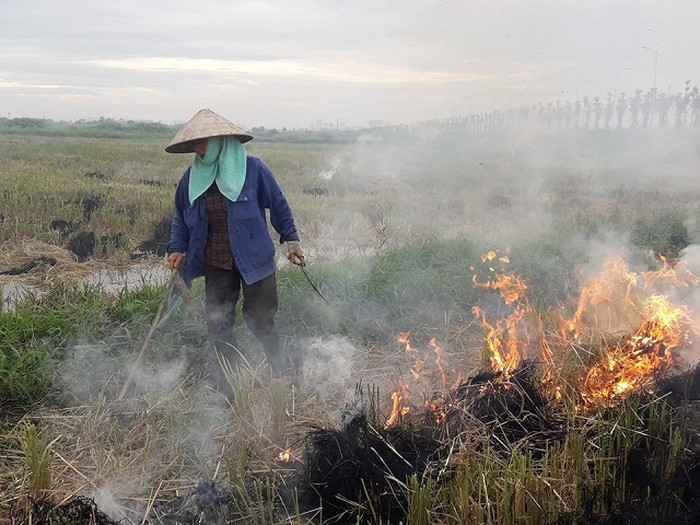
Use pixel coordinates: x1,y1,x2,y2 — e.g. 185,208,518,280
85,56,493,85
1,0,699,126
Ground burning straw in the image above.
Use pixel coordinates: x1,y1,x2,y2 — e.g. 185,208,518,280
8,250,700,524
350,250,700,522
295,384,441,523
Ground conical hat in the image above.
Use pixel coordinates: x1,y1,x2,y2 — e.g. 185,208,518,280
165,108,253,153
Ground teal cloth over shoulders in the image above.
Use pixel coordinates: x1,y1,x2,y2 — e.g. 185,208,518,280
188,136,247,203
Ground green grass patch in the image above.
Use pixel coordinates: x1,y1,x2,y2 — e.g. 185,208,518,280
0,238,489,405
631,209,690,258
277,237,480,342
0,282,166,405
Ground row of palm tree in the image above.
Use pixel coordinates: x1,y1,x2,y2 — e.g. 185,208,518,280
405,81,700,134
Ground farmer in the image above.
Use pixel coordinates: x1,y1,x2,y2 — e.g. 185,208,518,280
165,108,305,376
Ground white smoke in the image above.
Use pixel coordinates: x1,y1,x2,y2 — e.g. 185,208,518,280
298,335,360,416
58,341,232,522
93,481,144,523
679,244,700,367
571,230,635,282
59,342,186,402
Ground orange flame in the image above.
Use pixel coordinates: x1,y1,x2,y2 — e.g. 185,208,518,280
389,252,698,421
471,296,530,375
472,273,528,306
410,359,424,381
562,258,639,337
278,448,291,462
578,294,694,410
429,397,447,423
385,383,410,427
398,331,416,353
472,252,698,409
481,250,498,263
430,337,448,391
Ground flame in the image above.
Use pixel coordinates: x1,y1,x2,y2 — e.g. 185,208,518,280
385,383,410,428
387,333,458,426
471,276,531,376
278,448,291,462
578,294,694,410
472,273,528,306
641,255,700,289
469,253,535,376
388,253,698,422
430,337,448,391
410,359,424,381
562,258,639,337
472,252,697,409
429,397,446,423
481,250,498,263
398,331,416,353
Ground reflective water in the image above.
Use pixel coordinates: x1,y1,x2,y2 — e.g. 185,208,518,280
1,281,43,311
83,264,170,293
1,263,170,312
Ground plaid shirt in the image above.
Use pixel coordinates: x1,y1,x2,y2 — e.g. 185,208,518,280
205,184,234,269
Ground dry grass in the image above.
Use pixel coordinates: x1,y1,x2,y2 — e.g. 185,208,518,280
2,296,696,524
3,129,700,523
0,239,146,284
0,330,476,523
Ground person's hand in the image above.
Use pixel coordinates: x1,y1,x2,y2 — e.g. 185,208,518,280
286,241,306,267
167,252,185,270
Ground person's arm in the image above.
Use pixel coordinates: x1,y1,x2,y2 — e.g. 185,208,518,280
258,161,298,243
257,160,305,266
166,171,190,269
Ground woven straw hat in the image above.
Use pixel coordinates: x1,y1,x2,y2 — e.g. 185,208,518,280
165,108,254,153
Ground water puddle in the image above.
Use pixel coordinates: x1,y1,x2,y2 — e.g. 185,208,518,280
1,281,43,311
83,264,170,293
1,263,170,312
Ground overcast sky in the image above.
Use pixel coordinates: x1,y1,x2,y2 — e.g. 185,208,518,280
1,0,698,129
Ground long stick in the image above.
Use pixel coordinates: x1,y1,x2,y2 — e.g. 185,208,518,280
116,273,173,401
172,270,206,319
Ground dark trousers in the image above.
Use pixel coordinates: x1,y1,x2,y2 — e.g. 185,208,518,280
204,264,283,373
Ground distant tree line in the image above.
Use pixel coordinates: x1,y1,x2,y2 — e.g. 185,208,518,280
0,117,48,129
399,81,700,135
0,117,359,143
0,117,177,138
7,82,698,142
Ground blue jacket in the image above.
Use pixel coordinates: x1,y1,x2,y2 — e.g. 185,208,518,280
168,156,299,286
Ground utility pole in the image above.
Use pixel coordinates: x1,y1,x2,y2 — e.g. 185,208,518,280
613,67,630,100
640,45,658,91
